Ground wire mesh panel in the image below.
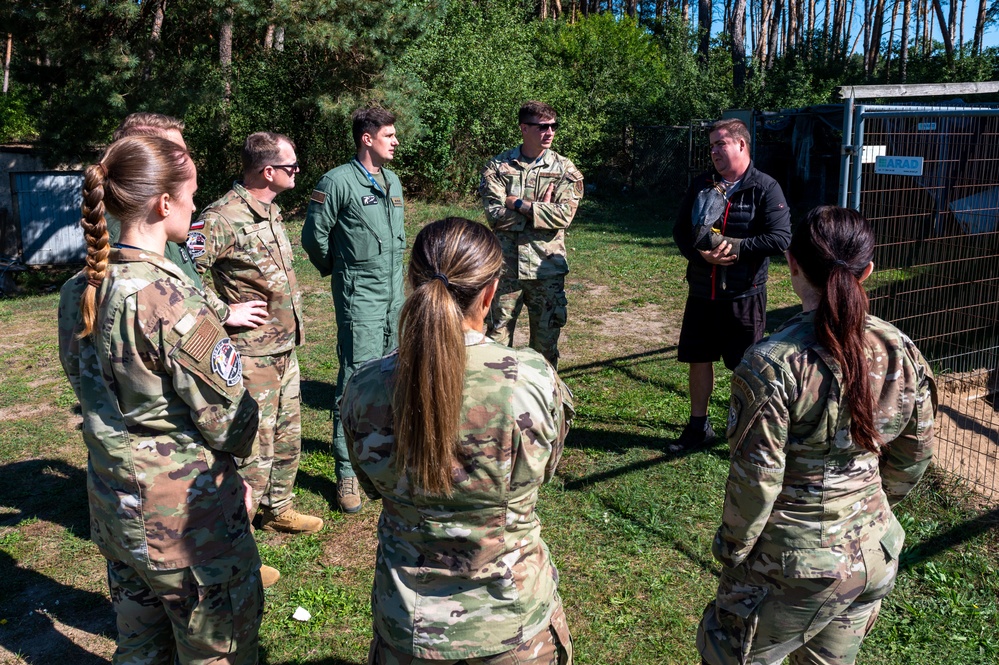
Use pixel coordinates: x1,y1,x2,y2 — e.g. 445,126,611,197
859,109,999,504
631,125,696,196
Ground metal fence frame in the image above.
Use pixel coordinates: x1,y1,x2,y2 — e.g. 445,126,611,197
839,100,999,504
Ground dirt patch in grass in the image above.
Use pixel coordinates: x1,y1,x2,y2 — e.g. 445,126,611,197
596,304,680,347
322,510,379,572
0,405,58,423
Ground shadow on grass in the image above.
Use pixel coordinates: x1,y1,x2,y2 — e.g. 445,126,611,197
0,459,114,663
302,379,336,414
901,506,999,572
294,455,340,510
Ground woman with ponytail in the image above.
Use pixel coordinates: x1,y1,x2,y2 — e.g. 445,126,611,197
57,136,263,664
697,206,937,665
341,217,575,664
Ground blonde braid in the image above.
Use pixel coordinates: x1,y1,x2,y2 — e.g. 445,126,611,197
77,163,111,338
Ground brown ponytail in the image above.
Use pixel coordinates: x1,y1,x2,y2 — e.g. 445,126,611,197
76,136,194,338
394,218,503,496
789,206,881,454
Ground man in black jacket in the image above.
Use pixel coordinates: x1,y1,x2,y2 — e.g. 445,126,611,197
672,118,791,448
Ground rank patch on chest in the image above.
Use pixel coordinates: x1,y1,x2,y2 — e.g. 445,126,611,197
211,338,243,387
186,231,207,258
391,197,403,207
310,190,327,204
361,195,378,206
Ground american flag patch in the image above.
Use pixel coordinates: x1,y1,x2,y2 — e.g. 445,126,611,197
184,319,220,361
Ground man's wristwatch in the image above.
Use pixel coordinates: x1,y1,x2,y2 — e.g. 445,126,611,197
514,198,524,211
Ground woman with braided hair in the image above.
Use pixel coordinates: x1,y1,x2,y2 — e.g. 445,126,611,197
696,206,937,665
341,217,575,664
57,135,263,664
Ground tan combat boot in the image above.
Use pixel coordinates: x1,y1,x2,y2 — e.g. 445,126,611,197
260,564,281,588
337,476,362,514
260,508,324,534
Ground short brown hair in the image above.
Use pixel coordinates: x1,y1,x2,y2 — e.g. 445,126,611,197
242,132,295,176
352,107,396,148
113,112,185,142
711,118,751,148
518,101,556,124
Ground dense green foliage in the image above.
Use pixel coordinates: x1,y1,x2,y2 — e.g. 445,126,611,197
1,0,997,203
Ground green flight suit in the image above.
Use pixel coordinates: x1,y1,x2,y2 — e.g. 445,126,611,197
302,159,406,479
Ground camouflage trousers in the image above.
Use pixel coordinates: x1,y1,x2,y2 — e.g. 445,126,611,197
367,601,572,665
486,273,567,368
238,349,301,518
696,540,898,665
332,315,398,479
106,536,263,665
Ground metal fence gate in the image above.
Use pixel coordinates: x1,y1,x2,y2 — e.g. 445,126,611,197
840,102,999,504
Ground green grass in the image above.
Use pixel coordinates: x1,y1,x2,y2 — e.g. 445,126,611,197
0,197,997,664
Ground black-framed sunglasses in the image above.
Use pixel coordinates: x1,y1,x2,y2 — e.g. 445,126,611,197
523,121,559,132
261,162,300,174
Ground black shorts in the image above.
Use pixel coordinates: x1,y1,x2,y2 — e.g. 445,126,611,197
677,291,767,370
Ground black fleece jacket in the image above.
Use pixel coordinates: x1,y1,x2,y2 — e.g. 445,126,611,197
673,163,791,300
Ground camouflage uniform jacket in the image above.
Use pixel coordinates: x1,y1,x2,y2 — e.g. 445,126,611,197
57,249,259,570
189,182,304,356
714,311,937,576
341,331,575,659
480,147,583,280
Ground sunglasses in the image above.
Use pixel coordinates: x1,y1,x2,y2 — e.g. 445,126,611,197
523,122,559,132
262,162,300,174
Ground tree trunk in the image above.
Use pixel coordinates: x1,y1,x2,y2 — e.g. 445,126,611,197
220,5,233,100
275,26,285,51
886,0,899,81
823,0,832,59
3,34,11,95
767,0,783,67
698,0,712,64
931,0,954,64
973,0,987,55
948,0,957,46
787,0,798,54
958,0,966,57
655,0,665,20
932,0,955,66
732,0,748,90
844,0,857,56
900,0,911,80
626,0,637,16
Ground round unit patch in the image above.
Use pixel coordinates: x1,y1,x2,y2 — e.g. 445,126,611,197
211,337,243,387
186,231,207,258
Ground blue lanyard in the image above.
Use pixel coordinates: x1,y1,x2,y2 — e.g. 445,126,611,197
353,158,385,195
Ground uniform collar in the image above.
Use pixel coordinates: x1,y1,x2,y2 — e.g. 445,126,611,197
350,159,389,194
464,329,487,346
231,181,278,220
511,145,552,167
111,247,192,283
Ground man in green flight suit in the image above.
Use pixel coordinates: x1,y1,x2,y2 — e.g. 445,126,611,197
480,101,584,368
302,107,406,514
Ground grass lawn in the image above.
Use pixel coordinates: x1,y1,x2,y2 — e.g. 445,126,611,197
1,197,997,664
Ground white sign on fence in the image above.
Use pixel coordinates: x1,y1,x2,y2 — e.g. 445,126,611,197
875,155,924,176
861,145,887,163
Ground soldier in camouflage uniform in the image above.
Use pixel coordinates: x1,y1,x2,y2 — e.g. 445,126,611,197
107,112,269,329
189,132,322,546
480,101,583,369
58,136,263,663
341,218,575,664
697,207,937,665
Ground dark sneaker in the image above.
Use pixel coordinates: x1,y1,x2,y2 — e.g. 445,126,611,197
671,421,716,451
